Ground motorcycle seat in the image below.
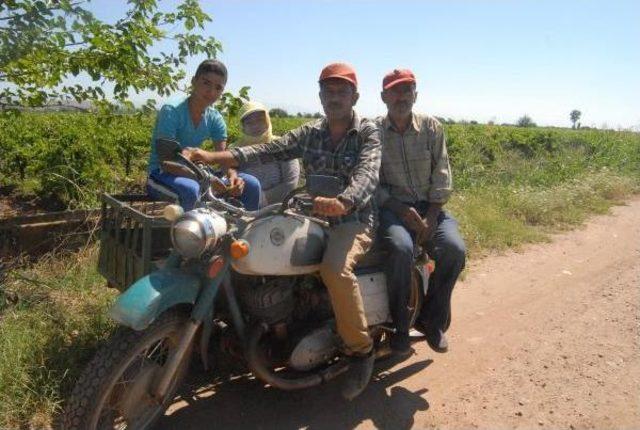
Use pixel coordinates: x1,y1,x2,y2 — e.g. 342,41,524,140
354,241,389,274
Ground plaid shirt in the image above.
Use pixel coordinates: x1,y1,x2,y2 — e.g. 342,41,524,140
231,112,381,226
376,113,452,207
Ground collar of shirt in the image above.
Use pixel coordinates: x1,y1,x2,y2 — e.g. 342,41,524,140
314,111,361,137
383,112,421,135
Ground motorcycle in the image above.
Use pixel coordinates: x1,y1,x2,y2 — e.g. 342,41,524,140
62,138,433,429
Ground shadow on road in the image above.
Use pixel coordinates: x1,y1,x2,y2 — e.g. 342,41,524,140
156,357,433,430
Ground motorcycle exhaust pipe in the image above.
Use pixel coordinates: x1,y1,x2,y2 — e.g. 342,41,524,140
245,323,349,390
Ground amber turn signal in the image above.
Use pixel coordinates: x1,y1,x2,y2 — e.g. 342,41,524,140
425,259,436,274
230,240,250,259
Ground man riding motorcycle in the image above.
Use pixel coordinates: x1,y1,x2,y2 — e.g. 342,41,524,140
185,62,382,400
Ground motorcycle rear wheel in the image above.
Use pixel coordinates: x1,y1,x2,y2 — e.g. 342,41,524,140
408,267,424,327
62,309,192,430
374,269,424,357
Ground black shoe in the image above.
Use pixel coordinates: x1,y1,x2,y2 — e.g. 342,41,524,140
425,328,448,353
412,318,429,336
389,332,412,357
413,319,449,353
341,351,375,400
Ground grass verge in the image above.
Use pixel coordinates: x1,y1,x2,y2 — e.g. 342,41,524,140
449,171,639,256
0,246,118,429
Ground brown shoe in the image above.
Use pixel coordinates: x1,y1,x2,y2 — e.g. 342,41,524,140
341,351,375,400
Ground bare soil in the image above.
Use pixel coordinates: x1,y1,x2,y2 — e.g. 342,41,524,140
0,186,65,219
157,198,640,430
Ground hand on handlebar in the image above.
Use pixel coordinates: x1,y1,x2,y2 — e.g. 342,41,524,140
182,147,214,164
312,197,350,217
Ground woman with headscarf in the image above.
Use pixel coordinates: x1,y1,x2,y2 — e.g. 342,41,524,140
236,101,300,205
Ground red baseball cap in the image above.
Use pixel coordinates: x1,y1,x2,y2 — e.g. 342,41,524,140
319,62,358,87
382,69,416,90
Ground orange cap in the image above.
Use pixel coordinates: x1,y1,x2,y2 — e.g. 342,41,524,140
319,62,358,87
383,68,416,90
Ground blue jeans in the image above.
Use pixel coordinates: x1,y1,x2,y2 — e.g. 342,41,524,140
379,204,466,335
147,170,261,211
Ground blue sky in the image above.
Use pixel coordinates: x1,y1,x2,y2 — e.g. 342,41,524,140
96,1,639,128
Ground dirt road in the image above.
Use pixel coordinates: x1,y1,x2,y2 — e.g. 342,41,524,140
157,198,640,430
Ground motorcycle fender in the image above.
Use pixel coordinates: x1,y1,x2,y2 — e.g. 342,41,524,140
108,269,201,331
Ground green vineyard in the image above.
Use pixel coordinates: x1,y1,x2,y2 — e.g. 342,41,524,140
1,112,638,211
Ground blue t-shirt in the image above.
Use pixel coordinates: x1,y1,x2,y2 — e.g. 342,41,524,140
147,98,227,174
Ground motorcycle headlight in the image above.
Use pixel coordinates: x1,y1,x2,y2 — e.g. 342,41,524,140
171,209,227,259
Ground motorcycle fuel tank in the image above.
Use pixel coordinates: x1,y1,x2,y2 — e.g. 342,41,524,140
231,215,327,276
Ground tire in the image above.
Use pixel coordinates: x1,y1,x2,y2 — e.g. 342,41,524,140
62,309,192,430
408,267,424,328
374,268,423,358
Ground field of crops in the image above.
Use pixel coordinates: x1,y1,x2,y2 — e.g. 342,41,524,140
1,112,638,212
0,113,307,210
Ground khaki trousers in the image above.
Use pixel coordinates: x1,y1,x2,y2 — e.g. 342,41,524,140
319,221,373,355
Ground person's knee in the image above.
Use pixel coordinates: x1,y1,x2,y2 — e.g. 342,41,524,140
383,226,413,259
442,237,466,270
183,183,199,200
174,181,199,210
238,173,261,210
388,235,413,259
241,173,261,191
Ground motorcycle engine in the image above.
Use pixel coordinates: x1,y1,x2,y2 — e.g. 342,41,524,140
237,276,296,324
236,274,340,372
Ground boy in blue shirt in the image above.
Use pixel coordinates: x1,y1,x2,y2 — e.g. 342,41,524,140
146,59,261,210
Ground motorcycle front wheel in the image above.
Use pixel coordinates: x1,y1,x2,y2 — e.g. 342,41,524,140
62,309,192,430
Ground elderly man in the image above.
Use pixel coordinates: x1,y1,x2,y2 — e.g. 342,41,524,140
376,69,466,355
185,63,381,400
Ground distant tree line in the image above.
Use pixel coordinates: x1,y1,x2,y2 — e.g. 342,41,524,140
266,109,599,131
268,108,322,119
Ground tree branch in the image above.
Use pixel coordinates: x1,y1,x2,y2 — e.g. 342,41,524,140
0,1,89,22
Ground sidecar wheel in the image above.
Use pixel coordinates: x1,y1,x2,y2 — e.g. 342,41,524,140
62,309,192,430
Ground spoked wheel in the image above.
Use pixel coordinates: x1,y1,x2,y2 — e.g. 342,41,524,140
63,310,193,430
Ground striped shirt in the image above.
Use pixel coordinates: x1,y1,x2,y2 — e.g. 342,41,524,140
376,113,452,206
231,112,381,226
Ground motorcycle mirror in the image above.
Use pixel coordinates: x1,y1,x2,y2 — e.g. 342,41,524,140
306,175,343,198
156,138,206,182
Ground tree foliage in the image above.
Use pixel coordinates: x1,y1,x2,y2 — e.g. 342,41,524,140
269,107,288,118
216,85,250,117
516,114,536,128
0,0,223,110
570,109,582,129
